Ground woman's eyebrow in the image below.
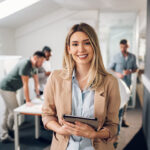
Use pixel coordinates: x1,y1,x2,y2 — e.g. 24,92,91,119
72,39,89,42
72,41,78,42
83,39,89,41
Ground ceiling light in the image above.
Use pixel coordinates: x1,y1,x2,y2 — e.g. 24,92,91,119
0,0,40,19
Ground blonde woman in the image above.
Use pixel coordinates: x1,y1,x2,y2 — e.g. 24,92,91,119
42,23,120,150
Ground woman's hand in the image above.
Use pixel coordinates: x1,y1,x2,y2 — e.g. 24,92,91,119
57,125,72,136
62,119,97,139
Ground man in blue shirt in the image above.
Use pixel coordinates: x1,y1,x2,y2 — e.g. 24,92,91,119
109,39,138,127
109,39,138,88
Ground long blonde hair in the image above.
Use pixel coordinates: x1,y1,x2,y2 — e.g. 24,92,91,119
63,23,110,90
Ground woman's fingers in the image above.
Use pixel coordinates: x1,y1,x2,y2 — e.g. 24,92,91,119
61,119,80,135
75,121,92,130
61,119,75,127
63,124,78,135
64,121,75,128
61,120,95,138
60,126,71,135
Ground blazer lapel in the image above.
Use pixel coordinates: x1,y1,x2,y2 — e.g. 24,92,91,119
59,70,72,116
62,79,72,115
94,86,106,129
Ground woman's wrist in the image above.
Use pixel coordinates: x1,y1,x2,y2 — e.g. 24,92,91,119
57,126,63,134
55,124,67,135
46,120,61,133
94,128,110,139
91,130,98,139
57,125,71,136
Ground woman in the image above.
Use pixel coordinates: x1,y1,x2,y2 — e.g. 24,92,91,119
42,23,120,150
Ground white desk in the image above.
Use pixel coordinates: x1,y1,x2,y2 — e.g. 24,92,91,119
14,99,43,150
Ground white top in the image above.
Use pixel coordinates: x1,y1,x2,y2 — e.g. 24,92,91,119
118,79,131,108
38,60,51,91
108,70,131,108
42,60,51,72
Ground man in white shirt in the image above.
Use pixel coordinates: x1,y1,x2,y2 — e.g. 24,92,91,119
38,46,52,95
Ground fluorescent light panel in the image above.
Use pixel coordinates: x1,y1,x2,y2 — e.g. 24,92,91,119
0,0,40,19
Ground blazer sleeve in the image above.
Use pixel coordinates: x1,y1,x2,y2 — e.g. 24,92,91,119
42,72,58,129
103,77,121,139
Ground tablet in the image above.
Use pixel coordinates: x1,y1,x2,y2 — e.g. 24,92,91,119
63,114,98,130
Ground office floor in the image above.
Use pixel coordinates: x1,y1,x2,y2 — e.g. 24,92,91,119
0,116,52,150
117,107,142,150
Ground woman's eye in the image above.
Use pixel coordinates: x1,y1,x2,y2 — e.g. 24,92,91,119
72,43,78,46
85,42,91,45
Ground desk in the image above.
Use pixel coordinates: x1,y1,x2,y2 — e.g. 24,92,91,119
14,99,43,150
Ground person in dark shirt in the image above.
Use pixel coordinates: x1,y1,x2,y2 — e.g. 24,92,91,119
0,51,45,143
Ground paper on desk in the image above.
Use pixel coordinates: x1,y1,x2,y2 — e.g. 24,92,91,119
31,98,43,104
15,101,43,114
40,95,44,100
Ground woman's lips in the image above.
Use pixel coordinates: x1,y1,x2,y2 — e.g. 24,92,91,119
78,54,88,59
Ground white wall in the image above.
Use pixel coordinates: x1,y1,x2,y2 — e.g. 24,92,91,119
99,12,137,68
0,28,16,55
15,8,99,70
138,9,147,38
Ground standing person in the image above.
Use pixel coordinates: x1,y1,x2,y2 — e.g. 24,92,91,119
0,51,45,143
38,46,52,95
42,23,120,150
109,39,138,127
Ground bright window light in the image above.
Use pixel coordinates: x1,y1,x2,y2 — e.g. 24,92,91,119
0,0,40,19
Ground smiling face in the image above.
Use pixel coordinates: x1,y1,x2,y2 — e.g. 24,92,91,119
68,31,94,67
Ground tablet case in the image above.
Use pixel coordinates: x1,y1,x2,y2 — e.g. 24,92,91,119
63,114,99,130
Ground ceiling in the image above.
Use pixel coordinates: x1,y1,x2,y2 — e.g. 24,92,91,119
53,0,147,11
99,12,137,28
0,0,60,28
0,0,147,28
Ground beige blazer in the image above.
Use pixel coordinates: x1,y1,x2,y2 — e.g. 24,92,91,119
42,70,120,150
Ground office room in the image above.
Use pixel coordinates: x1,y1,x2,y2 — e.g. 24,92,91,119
0,0,150,150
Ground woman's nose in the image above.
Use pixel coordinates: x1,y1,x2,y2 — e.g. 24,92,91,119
78,44,85,52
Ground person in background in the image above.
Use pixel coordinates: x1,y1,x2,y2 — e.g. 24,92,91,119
42,23,120,150
38,46,52,95
109,39,138,127
0,51,45,143
108,70,131,148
